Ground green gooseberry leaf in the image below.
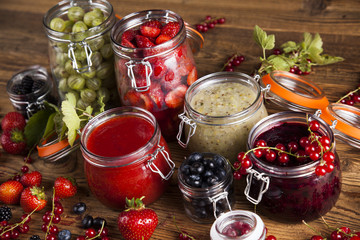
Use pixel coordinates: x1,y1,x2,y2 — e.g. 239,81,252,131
24,108,56,147
253,25,275,50
281,41,298,53
65,92,77,107
61,100,81,147
303,32,313,50
320,54,345,65
97,95,105,114
268,55,292,72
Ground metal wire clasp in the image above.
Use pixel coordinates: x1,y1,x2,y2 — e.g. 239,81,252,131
177,112,197,148
68,41,93,74
125,60,153,92
244,168,270,205
209,192,232,219
147,145,175,180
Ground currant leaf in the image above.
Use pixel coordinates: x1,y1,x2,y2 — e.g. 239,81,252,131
281,41,298,53
61,100,80,147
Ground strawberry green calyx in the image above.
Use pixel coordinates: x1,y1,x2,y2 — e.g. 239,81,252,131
30,186,46,200
125,196,146,211
10,130,25,143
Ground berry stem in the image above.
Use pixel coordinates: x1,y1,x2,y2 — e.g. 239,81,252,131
0,206,38,236
87,221,105,240
336,87,360,103
45,188,56,239
302,220,324,238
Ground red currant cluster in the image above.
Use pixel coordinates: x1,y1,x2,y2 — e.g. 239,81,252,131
305,219,360,240
272,49,311,75
338,86,360,106
0,212,32,239
195,15,226,33
222,54,245,72
76,226,109,240
41,197,64,240
234,119,336,177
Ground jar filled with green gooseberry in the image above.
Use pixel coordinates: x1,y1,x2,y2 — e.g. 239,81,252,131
43,0,118,111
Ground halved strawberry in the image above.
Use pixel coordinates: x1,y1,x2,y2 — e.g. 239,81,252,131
187,66,198,85
135,35,155,48
124,90,153,111
151,58,167,79
20,171,42,188
164,85,188,109
20,186,47,212
161,22,180,38
0,180,24,205
148,83,164,109
121,39,136,48
162,70,182,92
121,29,137,42
155,34,171,45
140,20,162,38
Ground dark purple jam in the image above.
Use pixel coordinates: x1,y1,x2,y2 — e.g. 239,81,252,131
249,122,341,222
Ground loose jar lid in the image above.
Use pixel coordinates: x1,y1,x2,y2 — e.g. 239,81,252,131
261,71,329,112
319,103,360,148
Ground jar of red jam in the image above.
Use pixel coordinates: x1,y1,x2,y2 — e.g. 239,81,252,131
210,210,266,240
111,9,202,140
178,152,235,223
177,72,268,162
244,111,341,222
80,106,175,209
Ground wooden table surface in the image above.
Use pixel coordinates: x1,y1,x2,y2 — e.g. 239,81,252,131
1,0,360,239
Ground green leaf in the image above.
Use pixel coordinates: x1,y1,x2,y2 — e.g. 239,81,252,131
97,95,105,114
65,92,77,107
253,25,267,48
303,32,313,50
263,34,275,50
268,55,292,72
281,41,298,53
85,106,93,116
61,100,81,147
319,54,344,65
42,112,56,140
24,108,55,147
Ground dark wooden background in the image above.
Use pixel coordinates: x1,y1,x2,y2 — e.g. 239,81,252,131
0,0,360,239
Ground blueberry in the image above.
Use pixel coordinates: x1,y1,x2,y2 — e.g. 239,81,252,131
81,214,93,229
188,174,201,181
93,217,107,229
207,175,220,186
207,159,216,169
216,168,227,181
192,180,202,188
190,162,205,174
203,170,214,178
187,152,203,164
191,199,207,207
213,154,225,167
195,207,209,218
180,164,191,176
58,229,71,240
73,202,87,215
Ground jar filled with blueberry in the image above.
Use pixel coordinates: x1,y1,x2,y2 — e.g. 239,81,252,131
178,152,235,223
243,111,341,222
210,210,266,240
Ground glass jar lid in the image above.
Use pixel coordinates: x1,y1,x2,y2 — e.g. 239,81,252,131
319,103,360,148
261,71,329,112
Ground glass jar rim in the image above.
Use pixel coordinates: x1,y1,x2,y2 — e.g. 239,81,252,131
247,111,335,178
184,72,264,126
80,106,161,168
43,0,115,43
261,71,329,112
110,9,186,59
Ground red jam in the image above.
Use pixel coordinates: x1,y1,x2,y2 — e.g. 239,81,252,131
82,110,173,209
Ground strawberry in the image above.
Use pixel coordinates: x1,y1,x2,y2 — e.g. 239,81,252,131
187,66,198,85
161,22,180,38
0,180,24,204
20,186,47,212
165,85,188,109
121,29,138,42
140,20,162,38
135,35,155,48
121,39,136,48
155,34,171,45
54,176,77,199
1,112,26,132
124,90,154,111
118,197,158,240
148,83,164,109
1,129,27,155
20,171,42,188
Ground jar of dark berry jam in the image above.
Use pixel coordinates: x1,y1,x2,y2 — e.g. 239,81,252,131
210,210,266,240
177,72,268,162
178,152,235,223
80,106,175,209
6,65,56,119
244,111,341,222
111,9,203,140
260,71,329,112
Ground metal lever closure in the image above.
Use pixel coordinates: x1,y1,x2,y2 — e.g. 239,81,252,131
125,60,153,92
68,41,93,74
244,168,270,205
147,145,175,180
177,112,197,148
209,191,232,219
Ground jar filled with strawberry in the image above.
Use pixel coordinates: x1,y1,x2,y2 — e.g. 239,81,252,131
210,210,266,240
243,111,341,222
111,9,201,140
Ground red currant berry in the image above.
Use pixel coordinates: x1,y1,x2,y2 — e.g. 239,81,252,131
233,171,242,180
217,18,226,24
287,141,299,153
265,150,277,162
101,237,110,240
241,158,252,169
339,227,351,234
21,165,29,173
253,149,263,158
309,151,320,161
275,143,286,152
13,175,21,182
309,120,320,132
315,166,327,176
208,22,215,29
49,225,59,235
46,234,57,240
98,227,109,237
296,150,307,162
85,228,97,238
237,55,245,62
305,144,316,155
350,237,360,240
239,166,248,175
237,152,246,162
256,139,267,147
18,224,29,234
310,236,323,240
41,223,48,232
76,236,86,240
225,66,234,72
326,162,335,173
296,69,303,75
278,153,290,164
53,214,61,224
196,24,204,32
323,151,335,163
289,67,296,74
24,156,32,164
10,229,20,239
1,231,11,240
20,214,31,223
352,94,360,103
205,15,212,21
42,214,52,223
340,99,347,104
345,99,355,105
233,161,241,170
319,136,331,146
1,220,8,226
273,49,282,55
54,204,64,215
299,137,310,148
266,235,277,240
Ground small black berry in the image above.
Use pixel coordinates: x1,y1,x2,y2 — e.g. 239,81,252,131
93,217,107,229
81,214,93,229
73,202,87,215
58,229,71,240
30,235,41,240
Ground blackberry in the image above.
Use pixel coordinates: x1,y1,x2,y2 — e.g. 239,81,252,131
21,75,34,93
30,235,41,240
0,206,12,221
32,80,45,92
11,83,28,95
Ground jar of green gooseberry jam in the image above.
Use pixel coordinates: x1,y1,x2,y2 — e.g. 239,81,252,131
244,111,341,222
43,0,118,111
